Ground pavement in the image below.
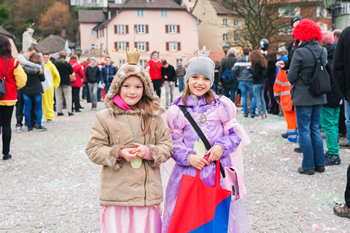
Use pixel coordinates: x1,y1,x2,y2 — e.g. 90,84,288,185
0,86,350,232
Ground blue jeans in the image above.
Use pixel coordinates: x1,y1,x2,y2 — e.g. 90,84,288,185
295,105,325,169
104,83,111,95
344,100,350,144
240,81,256,114
223,88,237,103
178,78,185,92
253,84,266,116
23,94,42,128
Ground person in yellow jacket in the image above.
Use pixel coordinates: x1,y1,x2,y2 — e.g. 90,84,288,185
42,52,60,122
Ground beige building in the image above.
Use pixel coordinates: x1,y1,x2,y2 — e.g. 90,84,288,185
192,0,243,60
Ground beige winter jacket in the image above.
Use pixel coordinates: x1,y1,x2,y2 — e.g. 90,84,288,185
85,62,174,207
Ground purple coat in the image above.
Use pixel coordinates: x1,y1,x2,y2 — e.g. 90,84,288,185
163,95,250,233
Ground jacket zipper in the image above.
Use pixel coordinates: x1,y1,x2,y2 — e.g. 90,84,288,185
143,116,147,206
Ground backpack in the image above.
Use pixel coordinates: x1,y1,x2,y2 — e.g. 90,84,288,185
304,47,331,96
221,69,234,83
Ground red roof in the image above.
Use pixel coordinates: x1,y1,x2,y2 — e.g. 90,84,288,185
210,1,238,16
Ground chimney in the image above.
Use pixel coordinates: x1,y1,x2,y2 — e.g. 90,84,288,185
62,28,66,38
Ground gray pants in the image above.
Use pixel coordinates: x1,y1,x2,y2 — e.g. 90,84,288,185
88,83,98,107
55,85,72,114
164,81,175,106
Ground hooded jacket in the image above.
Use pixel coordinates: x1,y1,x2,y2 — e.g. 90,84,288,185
333,26,350,101
232,55,253,82
287,40,327,106
70,60,84,88
219,54,238,88
54,57,73,86
85,63,173,207
85,64,100,84
45,61,60,89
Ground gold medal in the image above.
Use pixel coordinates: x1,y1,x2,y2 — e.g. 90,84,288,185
194,140,206,158
131,156,142,169
200,114,207,123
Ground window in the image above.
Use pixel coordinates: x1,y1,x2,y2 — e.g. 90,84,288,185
278,43,286,52
223,19,228,27
91,44,95,49
318,23,327,31
169,42,178,51
119,59,127,68
316,6,328,17
176,59,183,65
161,10,168,18
234,32,239,42
147,0,154,2
91,29,94,36
169,24,177,33
203,7,206,14
137,9,144,17
234,19,239,27
279,7,300,17
139,59,147,68
118,25,125,34
91,0,97,3
137,42,146,52
223,33,228,42
137,24,146,34
118,42,126,51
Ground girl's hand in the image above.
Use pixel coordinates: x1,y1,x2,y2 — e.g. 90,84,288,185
189,154,209,170
206,145,224,162
119,148,137,162
133,143,148,158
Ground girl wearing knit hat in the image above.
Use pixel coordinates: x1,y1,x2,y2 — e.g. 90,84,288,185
287,18,327,175
85,48,173,232
163,48,251,232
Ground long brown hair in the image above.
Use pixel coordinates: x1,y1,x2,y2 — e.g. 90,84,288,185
249,50,267,69
181,80,216,107
28,53,42,64
138,94,157,136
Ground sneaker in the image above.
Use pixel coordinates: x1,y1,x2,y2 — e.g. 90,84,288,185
16,124,22,133
3,154,12,160
298,167,315,175
250,112,257,118
334,204,350,218
294,147,302,153
37,125,47,132
28,127,33,132
254,115,263,120
282,132,288,139
243,113,249,118
339,142,350,149
47,119,52,123
262,114,267,119
68,112,74,116
325,152,341,166
339,133,346,138
315,166,325,173
33,124,39,130
57,113,64,116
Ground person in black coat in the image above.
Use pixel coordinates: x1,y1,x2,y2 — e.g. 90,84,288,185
319,31,343,166
266,51,279,115
332,25,350,219
22,53,46,131
85,57,100,110
161,60,176,107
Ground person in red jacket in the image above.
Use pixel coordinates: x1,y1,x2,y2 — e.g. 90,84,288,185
0,35,27,160
82,58,91,103
146,51,163,98
70,55,84,112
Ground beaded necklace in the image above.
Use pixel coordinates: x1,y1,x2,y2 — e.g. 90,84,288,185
125,112,143,169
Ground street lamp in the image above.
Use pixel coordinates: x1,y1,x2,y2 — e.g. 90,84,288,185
223,44,230,57
76,47,82,60
323,0,341,30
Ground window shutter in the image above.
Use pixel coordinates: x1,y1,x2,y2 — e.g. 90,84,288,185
146,25,149,33
115,42,118,49
134,24,137,33
166,42,169,51
177,42,181,51
115,25,118,34
165,24,168,33
126,25,129,34
146,42,149,52
135,42,137,48
177,25,180,33
126,42,129,48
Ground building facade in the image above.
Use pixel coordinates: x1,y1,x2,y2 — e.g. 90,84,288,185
71,0,125,8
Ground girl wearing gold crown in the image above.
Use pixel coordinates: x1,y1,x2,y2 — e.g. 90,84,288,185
163,48,251,232
85,48,173,233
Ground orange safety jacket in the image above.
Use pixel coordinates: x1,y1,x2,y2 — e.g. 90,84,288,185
274,69,293,111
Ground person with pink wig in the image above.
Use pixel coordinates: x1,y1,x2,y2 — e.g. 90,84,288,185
319,31,343,166
287,19,327,175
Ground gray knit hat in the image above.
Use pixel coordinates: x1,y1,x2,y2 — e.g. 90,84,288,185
185,48,215,87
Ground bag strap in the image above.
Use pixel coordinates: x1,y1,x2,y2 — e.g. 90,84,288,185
178,105,225,177
2,58,10,81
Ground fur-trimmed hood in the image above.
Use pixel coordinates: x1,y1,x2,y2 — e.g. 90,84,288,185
104,64,165,115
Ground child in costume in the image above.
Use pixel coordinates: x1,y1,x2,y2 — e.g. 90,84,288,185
85,48,174,233
163,48,251,233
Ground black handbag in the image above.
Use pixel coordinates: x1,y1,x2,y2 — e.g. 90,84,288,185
0,59,10,99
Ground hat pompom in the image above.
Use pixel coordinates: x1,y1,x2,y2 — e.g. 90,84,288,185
292,19,323,42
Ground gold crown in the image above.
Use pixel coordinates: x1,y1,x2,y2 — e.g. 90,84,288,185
126,47,141,65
